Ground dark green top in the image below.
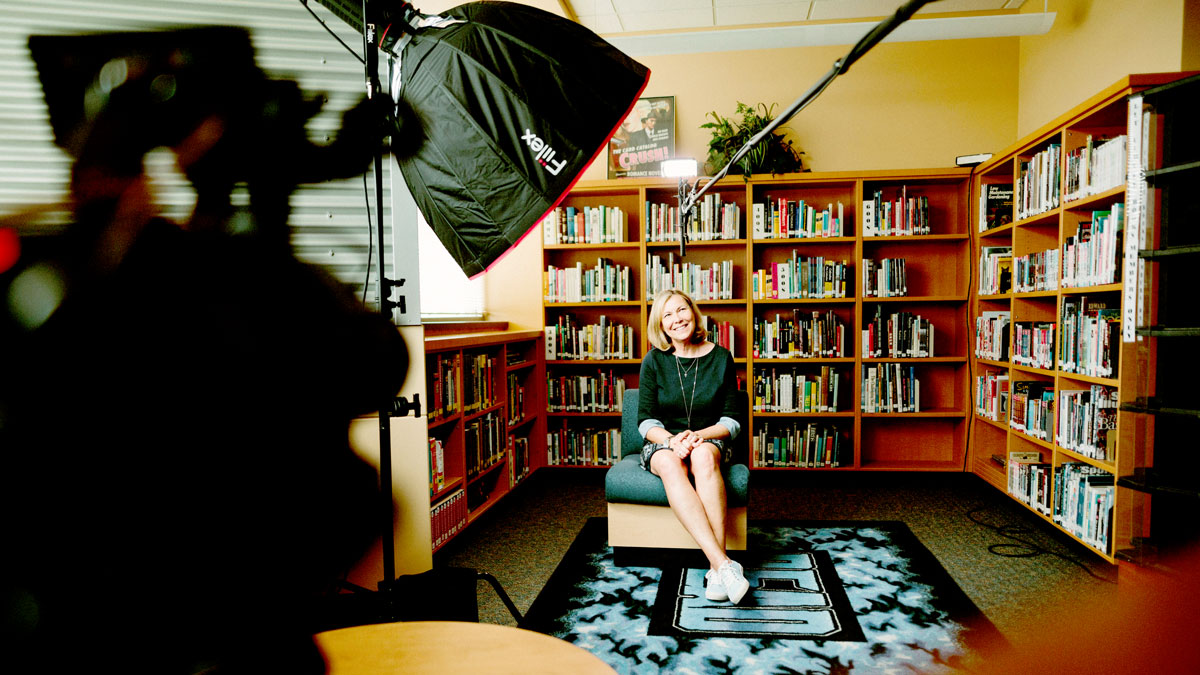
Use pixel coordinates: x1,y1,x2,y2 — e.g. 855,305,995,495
637,344,740,438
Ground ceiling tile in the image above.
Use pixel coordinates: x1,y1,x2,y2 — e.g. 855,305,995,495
716,2,814,26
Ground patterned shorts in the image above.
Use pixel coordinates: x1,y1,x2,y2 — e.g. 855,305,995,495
640,437,729,472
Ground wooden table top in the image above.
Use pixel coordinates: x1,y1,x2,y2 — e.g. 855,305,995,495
314,621,615,674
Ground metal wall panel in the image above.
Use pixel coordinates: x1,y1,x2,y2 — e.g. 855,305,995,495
0,0,390,295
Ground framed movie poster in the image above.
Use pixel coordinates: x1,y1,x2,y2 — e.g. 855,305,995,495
608,95,675,179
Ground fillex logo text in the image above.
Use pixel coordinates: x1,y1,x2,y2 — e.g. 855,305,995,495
523,129,567,176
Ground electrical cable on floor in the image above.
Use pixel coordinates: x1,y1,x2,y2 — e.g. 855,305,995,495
965,504,1116,583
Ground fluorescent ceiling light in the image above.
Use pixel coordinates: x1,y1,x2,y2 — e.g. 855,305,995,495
605,12,1055,57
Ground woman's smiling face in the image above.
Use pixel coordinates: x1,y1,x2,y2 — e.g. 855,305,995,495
660,294,693,343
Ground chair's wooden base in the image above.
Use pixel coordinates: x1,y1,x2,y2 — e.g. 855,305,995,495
607,502,747,551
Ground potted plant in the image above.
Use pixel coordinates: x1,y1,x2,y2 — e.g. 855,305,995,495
701,102,805,179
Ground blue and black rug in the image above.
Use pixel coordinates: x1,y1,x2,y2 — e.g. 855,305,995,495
522,518,1004,674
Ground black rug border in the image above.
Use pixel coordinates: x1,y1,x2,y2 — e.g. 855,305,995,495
522,517,1006,655
649,548,867,642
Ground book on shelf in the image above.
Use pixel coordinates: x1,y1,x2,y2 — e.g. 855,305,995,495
1009,380,1053,439
431,488,467,549
544,258,632,303
1064,134,1127,202
646,193,741,242
646,253,735,300
546,426,621,466
546,369,626,413
1056,385,1118,461
974,310,1010,361
1013,247,1059,293
1012,321,1055,370
978,246,1012,294
545,314,635,360
752,310,846,359
754,196,845,239
861,305,934,358
975,370,1009,421
752,253,848,300
541,205,626,244
1061,204,1124,288
1016,144,1062,220
429,437,446,494
860,363,920,413
978,183,1013,232
1053,463,1114,554
863,187,930,237
752,365,841,413
1058,296,1120,378
861,258,908,298
753,421,845,468
1007,451,1052,515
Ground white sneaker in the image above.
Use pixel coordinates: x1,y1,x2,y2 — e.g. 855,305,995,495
704,569,728,601
717,559,750,604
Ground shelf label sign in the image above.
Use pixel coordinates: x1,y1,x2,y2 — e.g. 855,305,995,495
1123,95,1145,343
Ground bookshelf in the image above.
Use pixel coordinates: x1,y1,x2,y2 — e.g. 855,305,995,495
544,168,972,473
424,330,544,552
967,73,1197,563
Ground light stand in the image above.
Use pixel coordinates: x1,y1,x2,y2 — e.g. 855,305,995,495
676,0,933,257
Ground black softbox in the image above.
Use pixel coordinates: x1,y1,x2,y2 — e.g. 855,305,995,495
390,2,649,277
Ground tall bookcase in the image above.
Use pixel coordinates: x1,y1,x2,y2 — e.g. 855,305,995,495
543,168,972,472
967,73,1195,563
424,330,544,553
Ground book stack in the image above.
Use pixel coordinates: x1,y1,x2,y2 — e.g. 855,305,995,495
1010,381,1054,440
1053,463,1114,554
860,363,920,413
546,427,621,466
978,246,1012,295
752,310,846,359
1013,248,1060,292
1016,143,1061,220
543,259,632,303
1061,204,1124,288
544,314,635,360
646,192,741,242
753,421,845,468
1012,321,1056,370
1008,451,1052,515
545,369,626,413
861,306,935,358
645,253,735,300
863,187,930,236
861,258,908,297
752,366,841,413
541,205,627,244
752,252,848,299
1056,385,1118,461
975,371,1009,421
974,310,1010,362
752,197,845,239
1058,296,1120,378
431,489,467,550
1064,135,1127,202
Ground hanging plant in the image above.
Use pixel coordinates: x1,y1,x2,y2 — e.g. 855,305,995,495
701,102,805,179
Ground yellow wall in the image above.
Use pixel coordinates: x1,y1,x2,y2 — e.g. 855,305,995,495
1017,0,1189,136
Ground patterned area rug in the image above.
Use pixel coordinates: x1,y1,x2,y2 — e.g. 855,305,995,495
522,518,1004,674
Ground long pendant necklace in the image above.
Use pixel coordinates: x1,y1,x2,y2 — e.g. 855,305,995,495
675,354,699,428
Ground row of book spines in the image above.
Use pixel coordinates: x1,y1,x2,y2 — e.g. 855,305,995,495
753,422,847,468
431,488,467,549
752,314,847,359
646,259,736,301
862,191,930,236
429,437,447,494
1007,454,1053,515
974,372,1008,421
543,262,632,303
546,428,621,466
543,321,635,360
974,313,1009,360
1014,248,1059,293
1053,463,1114,553
1016,143,1062,219
645,199,742,241
542,205,627,245
506,373,525,424
509,435,530,487
705,319,736,358
1058,307,1119,378
465,412,505,480
463,353,497,412
1008,382,1054,439
428,352,461,422
860,258,908,298
1056,386,1117,460
545,372,626,412
862,309,935,359
752,368,842,413
977,247,1011,294
1061,204,1124,288
860,363,920,413
752,200,845,239
1063,134,1127,201
1011,322,1055,370
751,258,848,300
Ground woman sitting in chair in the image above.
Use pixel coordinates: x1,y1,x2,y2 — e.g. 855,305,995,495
638,289,749,604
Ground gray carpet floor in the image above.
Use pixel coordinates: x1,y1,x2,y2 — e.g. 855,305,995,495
434,468,1120,651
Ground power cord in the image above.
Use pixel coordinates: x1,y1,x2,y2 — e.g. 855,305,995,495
965,503,1116,583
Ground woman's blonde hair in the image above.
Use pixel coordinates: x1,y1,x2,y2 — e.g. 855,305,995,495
646,289,707,351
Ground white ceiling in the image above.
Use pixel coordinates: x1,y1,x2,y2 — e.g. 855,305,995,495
565,0,1029,34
